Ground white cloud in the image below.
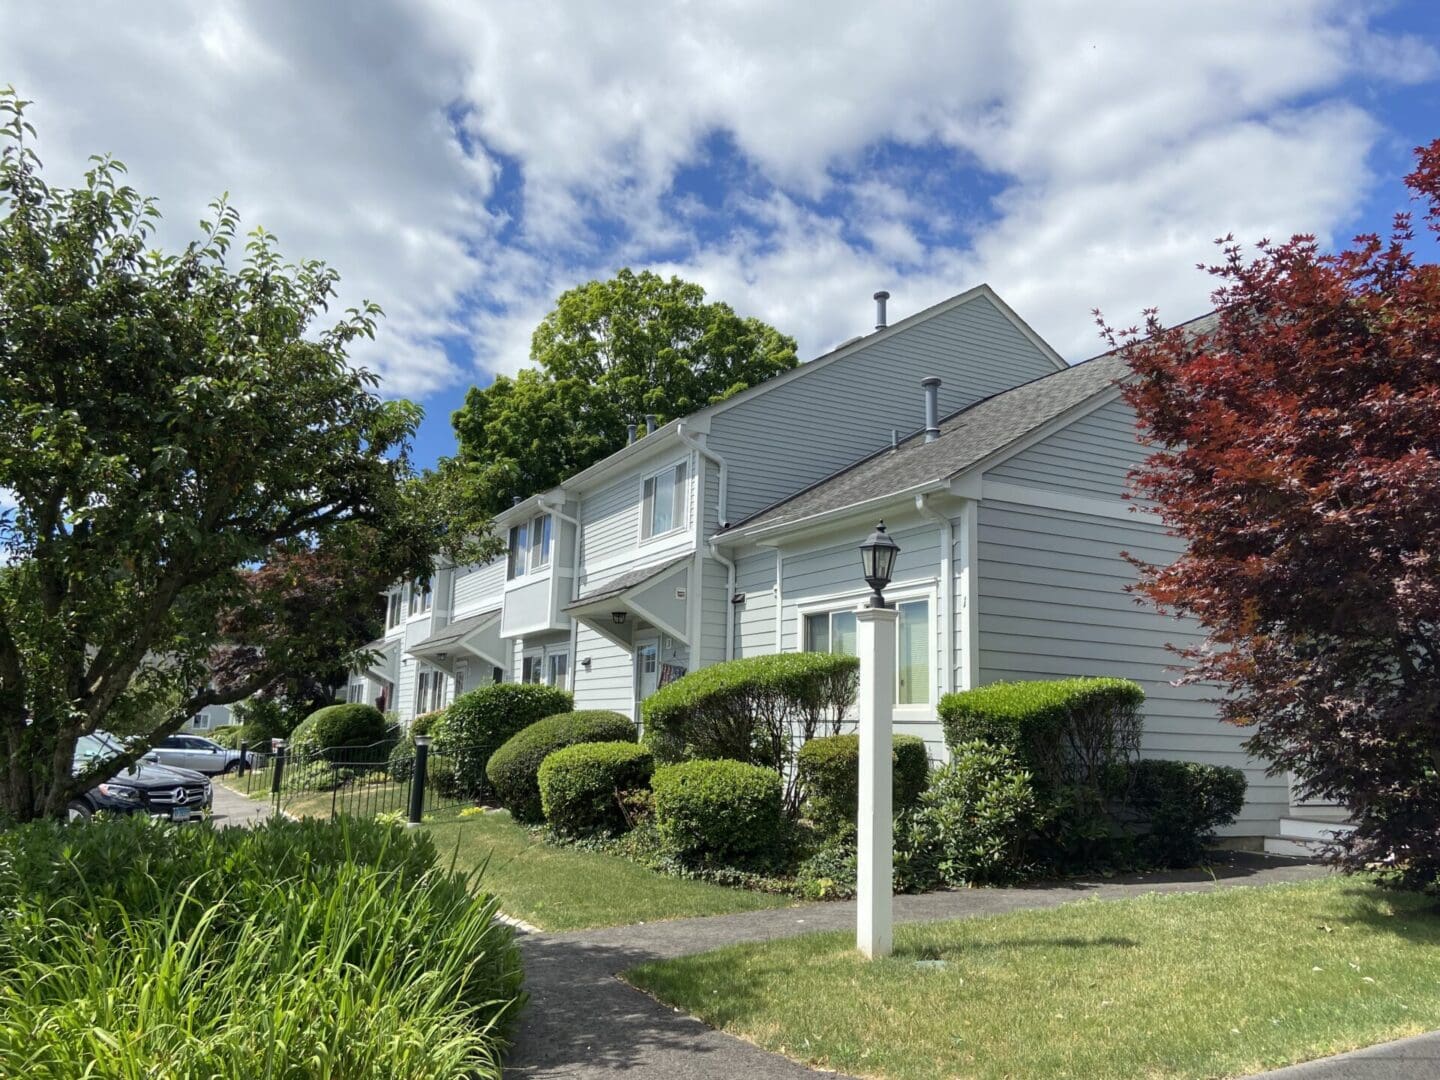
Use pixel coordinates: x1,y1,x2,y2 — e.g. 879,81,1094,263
0,0,1433,406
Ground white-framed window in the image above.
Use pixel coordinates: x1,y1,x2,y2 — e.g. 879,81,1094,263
347,683,363,704
191,713,210,730
386,590,403,629
803,596,932,706
640,460,687,541
521,653,543,684
414,668,430,713
508,514,552,579
453,660,468,698
547,651,569,690
408,577,432,617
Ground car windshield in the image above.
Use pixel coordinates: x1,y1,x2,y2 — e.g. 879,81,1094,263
72,734,113,772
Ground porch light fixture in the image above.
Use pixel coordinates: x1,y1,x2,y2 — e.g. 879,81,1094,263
611,611,627,625
859,520,900,609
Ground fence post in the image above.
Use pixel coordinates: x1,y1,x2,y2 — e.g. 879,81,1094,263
237,741,248,779
408,735,430,827
270,740,286,811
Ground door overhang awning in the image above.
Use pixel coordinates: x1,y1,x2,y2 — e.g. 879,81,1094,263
405,608,506,673
564,556,691,651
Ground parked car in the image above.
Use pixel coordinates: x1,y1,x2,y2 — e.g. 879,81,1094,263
148,734,250,775
69,733,213,822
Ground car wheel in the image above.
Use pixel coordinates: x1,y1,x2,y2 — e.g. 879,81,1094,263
223,759,243,774
67,801,93,822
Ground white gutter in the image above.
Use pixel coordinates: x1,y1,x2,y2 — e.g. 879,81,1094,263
676,423,738,661
915,494,955,698
538,493,584,687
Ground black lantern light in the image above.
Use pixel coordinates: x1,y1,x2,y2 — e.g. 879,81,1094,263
611,611,628,625
859,520,900,608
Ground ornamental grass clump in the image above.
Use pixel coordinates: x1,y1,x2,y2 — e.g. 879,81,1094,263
0,815,524,1079
486,710,636,822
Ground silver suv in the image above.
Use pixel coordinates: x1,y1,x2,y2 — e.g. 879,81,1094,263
148,734,250,776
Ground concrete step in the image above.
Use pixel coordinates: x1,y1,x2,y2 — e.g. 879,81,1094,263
1279,817,1355,842
1264,837,1324,858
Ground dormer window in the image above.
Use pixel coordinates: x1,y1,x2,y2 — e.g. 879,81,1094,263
508,513,552,580
641,461,687,541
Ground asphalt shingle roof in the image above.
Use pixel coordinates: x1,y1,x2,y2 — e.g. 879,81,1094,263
725,313,1219,535
565,555,690,611
407,608,500,654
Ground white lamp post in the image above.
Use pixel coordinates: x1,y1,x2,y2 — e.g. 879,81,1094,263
856,521,899,958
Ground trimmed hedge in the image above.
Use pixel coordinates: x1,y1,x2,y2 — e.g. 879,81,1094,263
1111,758,1248,867
434,683,573,799
797,733,929,837
287,703,390,759
539,741,654,837
486,710,636,822
938,678,1144,793
208,725,242,748
651,759,784,868
642,652,859,765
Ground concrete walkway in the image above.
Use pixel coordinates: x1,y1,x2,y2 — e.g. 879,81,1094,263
210,779,270,828
505,853,1331,1079
1257,1031,1440,1078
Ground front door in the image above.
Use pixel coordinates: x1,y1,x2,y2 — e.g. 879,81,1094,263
635,637,660,709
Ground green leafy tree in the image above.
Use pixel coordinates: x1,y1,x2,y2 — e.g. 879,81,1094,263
452,268,798,515
0,92,494,820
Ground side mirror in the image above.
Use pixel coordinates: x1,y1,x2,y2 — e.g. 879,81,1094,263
143,753,160,764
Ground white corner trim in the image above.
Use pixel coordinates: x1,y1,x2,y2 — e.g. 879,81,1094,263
956,497,980,691
981,480,1159,523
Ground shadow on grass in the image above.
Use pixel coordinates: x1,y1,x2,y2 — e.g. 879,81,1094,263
902,935,1139,960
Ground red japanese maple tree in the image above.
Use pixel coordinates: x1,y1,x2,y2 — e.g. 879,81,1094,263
1109,140,1440,891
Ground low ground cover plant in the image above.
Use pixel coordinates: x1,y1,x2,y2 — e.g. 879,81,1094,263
487,709,635,822
436,683,573,799
0,815,524,1078
539,740,654,837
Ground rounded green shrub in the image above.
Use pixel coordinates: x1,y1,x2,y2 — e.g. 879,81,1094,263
485,710,636,822
287,703,390,759
651,759,784,868
207,725,242,749
904,739,1041,886
539,741,654,837
433,683,573,799
797,733,930,836
1108,758,1247,867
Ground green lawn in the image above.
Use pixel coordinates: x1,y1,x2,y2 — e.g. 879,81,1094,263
218,776,790,931
625,877,1440,1080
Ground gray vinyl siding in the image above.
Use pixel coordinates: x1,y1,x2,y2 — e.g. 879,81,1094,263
974,499,1285,837
452,558,505,616
987,398,1147,499
708,294,1062,523
733,551,777,657
572,624,635,717
579,452,696,589
395,659,416,725
699,554,729,665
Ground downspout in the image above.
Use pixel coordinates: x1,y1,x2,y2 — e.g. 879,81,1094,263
537,493,583,690
915,494,955,699
676,423,737,661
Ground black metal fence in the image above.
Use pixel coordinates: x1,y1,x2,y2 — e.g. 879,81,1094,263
233,737,484,823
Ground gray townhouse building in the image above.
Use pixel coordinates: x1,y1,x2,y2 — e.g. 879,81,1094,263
347,285,1330,852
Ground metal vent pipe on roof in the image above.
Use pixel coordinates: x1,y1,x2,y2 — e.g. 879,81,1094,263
645,414,658,435
626,422,637,446
873,290,890,330
922,377,941,443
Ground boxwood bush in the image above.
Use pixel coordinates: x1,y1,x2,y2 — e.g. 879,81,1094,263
287,702,391,759
486,710,636,822
796,733,930,837
641,652,859,813
1109,758,1248,867
651,759,784,869
539,741,654,837
434,683,573,800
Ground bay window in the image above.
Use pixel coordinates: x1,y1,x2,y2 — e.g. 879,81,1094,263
508,513,552,579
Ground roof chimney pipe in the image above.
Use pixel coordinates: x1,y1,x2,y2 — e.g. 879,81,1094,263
922,377,941,443
512,495,522,507
626,421,637,446
873,290,890,331
645,413,658,435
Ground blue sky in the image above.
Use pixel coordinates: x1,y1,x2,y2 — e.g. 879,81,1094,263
4,2,1439,470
